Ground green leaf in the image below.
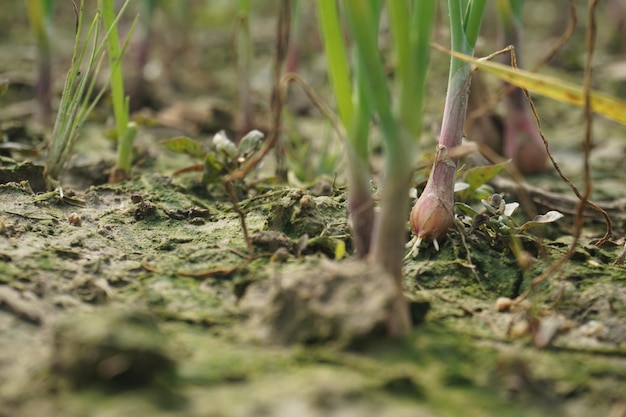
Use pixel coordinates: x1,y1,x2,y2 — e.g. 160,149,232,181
465,162,506,189
455,202,479,217
459,162,506,201
473,184,495,201
238,129,265,160
162,136,207,159
518,210,564,232
203,152,224,184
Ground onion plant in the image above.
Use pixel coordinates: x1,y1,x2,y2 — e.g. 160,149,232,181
410,0,485,249
26,0,55,126
44,0,131,189
100,0,137,182
496,0,547,174
317,0,436,335
316,0,374,258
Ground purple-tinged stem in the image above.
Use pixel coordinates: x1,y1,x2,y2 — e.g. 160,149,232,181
498,0,547,174
346,151,375,258
410,65,472,242
410,0,485,244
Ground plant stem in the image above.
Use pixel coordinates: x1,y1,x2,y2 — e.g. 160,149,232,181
101,0,137,179
318,1,434,334
317,0,375,257
346,1,435,334
101,0,127,140
411,0,485,243
317,0,352,128
45,0,99,184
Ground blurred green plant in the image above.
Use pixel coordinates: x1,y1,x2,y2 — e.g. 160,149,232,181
317,0,436,335
100,0,138,182
0,79,8,97
283,117,341,184
163,129,265,190
44,0,131,189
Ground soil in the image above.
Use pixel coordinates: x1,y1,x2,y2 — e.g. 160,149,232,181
1,2,626,416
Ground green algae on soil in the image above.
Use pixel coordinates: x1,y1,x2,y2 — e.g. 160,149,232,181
0,168,624,416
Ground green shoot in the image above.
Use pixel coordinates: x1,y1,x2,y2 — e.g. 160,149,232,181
316,0,374,258
100,0,138,182
317,1,436,335
410,0,485,250
44,0,131,189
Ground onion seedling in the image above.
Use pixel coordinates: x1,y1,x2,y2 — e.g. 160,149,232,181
317,0,435,335
316,0,375,258
410,0,485,250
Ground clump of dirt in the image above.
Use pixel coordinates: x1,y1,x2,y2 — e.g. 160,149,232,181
0,156,46,192
241,259,396,346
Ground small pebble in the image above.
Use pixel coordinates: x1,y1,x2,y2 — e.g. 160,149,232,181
509,319,531,338
495,297,513,312
68,212,82,226
578,320,606,339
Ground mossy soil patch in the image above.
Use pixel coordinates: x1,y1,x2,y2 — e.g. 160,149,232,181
0,164,625,417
